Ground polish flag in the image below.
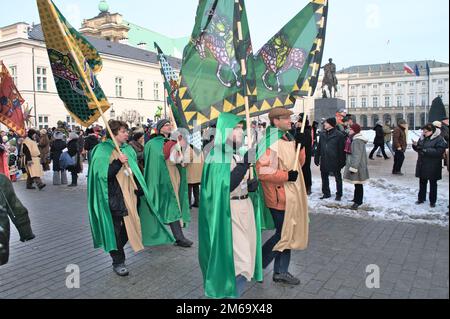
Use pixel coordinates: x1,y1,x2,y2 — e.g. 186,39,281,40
404,63,414,74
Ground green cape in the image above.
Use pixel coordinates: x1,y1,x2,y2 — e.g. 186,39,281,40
199,113,274,299
141,135,190,226
87,139,174,253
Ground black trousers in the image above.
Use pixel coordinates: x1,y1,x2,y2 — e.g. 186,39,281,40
109,215,128,266
169,221,186,241
262,209,291,274
418,179,438,204
321,170,343,197
393,150,405,173
188,183,200,206
354,184,364,205
370,145,388,159
70,171,78,185
302,156,312,191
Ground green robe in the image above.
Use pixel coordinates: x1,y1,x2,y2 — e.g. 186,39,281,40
87,140,174,253
141,135,190,226
198,113,272,299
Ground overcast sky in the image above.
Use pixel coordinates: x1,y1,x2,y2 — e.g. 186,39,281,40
1,0,448,69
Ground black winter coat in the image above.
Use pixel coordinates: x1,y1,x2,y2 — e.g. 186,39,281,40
108,159,128,216
50,139,66,171
413,130,447,181
67,139,82,174
314,128,346,173
0,174,35,265
373,124,385,146
84,134,99,152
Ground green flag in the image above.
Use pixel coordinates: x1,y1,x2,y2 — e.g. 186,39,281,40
37,0,110,127
176,0,256,130
154,42,184,126
253,0,329,111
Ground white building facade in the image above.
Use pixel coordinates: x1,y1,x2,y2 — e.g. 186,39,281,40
317,61,449,129
0,22,180,131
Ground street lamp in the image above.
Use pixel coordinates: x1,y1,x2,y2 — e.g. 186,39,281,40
110,103,115,119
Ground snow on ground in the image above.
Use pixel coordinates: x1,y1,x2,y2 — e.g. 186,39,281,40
308,177,449,227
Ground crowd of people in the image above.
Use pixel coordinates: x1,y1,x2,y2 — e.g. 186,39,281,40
1,110,449,299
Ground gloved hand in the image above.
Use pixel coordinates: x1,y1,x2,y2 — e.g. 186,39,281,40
134,189,145,198
288,170,299,182
247,179,258,192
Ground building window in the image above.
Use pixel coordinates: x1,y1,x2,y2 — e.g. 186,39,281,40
373,96,378,108
361,85,367,90
421,95,427,107
66,115,77,130
350,97,356,108
38,115,49,130
397,82,402,88
36,67,48,91
409,95,415,107
115,77,123,97
153,82,160,100
9,66,18,86
385,83,390,88
438,79,444,85
422,82,426,86
409,82,415,87
396,96,402,107
138,80,144,100
372,84,378,89
361,97,367,108
385,96,391,107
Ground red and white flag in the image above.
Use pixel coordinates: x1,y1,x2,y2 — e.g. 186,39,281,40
403,63,414,74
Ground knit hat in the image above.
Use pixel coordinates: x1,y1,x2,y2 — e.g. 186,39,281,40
68,132,79,141
350,123,362,135
325,117,337,128
432,121,442,128
156,119,171,133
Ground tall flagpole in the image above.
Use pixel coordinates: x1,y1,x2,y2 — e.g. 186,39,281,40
46,0,136,181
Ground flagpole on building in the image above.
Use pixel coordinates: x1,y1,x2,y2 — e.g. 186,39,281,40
46,0,135,180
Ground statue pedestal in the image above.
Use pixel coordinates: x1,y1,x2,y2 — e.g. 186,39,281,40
314,98,346,122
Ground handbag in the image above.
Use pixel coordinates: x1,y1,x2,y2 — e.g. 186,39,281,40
59,150,75,170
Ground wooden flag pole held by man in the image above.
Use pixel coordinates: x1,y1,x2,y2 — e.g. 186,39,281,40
43,0,135,180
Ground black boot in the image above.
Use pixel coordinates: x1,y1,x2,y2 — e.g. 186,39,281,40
169,222,193,247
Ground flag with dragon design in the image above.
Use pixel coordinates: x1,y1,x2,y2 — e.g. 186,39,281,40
253,0,329,112
176,0,256,131
37,0,110,127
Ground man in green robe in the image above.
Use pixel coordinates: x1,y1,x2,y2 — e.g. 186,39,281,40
140,119,193,248
199,113,270,299
88,120,174,276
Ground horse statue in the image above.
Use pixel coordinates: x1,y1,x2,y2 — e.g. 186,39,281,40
321,58,338,98
258,33,307,92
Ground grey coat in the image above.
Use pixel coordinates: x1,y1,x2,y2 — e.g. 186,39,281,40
344,134,370,184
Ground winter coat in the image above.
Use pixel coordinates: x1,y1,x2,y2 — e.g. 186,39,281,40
393,125,407,152
50,135,67,172
440,125,449,146
373,124,385,146
343,134,370,184
67,139,82,174
21,138,43,178
129,140,145,172
413,129,447,181
0,174,35,265
38,134,50,165
83,134,99,152
314,128,346,173
383,125,392,143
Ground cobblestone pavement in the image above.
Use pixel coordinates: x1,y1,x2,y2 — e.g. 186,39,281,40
0,151,448,299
